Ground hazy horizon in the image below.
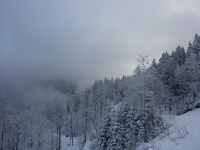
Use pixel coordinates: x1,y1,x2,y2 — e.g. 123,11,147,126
1,1,200,107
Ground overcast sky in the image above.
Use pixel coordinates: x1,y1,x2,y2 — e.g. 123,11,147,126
1,0,200,92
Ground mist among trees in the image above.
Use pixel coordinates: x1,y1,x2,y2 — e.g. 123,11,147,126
1,34,200,149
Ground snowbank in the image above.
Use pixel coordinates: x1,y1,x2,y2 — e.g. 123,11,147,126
139,108,200,150
62,108,200,150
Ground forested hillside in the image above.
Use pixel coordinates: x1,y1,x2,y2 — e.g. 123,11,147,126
1,34,200,150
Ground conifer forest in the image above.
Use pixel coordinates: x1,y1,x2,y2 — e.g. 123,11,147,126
1,34,200,150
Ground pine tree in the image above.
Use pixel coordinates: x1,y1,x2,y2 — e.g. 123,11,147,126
151,58,158,73
193,34,200,58
144,102,156,141
133,111,145,143
107,108,123,150
186,42,193,57
155,115,164,135
123,105,136,150
95,114,111,150
171,45,186,66
137,120,145,143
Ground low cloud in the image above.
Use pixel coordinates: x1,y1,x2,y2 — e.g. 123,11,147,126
0,1,200,107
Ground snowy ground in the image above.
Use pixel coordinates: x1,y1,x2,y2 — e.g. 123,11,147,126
139,108,200,150
61,135,79,150
62,108,200,150
61,135,92,150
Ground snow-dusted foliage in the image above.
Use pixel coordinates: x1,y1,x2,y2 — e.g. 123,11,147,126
95,103,164,150
1,34,200,150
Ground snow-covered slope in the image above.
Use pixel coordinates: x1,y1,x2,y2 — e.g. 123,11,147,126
62,108,200,150
139,108,200,150
61,135,79,150
61,135,93,150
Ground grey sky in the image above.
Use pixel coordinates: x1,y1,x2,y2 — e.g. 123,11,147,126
1,0,200,92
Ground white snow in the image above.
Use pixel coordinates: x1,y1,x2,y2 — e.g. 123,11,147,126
139,108,200,150
61,135,79,150
62,108,200,150
61,135,93,150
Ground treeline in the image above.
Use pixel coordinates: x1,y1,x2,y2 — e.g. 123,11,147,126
94,103,164,150
0,80,78,150
0,93,65,150
1,34,200,150
82,33,200,149
154,33,200,114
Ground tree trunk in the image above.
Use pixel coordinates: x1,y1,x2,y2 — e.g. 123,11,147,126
38,133,41,150
56,127,61,150
56,128,58,150
70,111,73,146
58,127,61,150
94,101,96,130
1,120,4,150
84,111,87,144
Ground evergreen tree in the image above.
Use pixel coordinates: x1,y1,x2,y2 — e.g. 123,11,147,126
136,119,145,143
133,111,145,143
155,115,164,136
186,42,193,57
157,51,178,97
151,58,157,73
122,104,136,150
95,114,111,150
107,108,124,150
193,34,200,58
171,45,186,66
